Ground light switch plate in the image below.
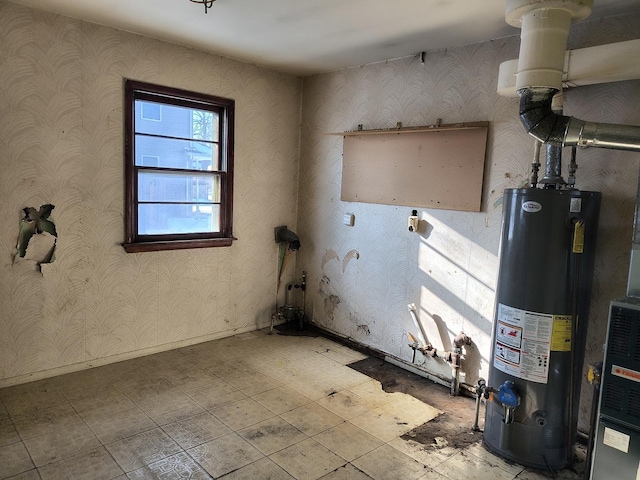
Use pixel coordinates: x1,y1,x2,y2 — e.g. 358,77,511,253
343,213,355,226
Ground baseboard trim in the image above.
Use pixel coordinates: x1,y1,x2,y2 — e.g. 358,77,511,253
0,320,276,388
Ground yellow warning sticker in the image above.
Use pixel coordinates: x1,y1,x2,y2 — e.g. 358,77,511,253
551,315,573,352
573,221,585,254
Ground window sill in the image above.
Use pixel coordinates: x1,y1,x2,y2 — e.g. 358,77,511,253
123,237,236,253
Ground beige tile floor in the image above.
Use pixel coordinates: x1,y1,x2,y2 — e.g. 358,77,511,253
0,329,586,479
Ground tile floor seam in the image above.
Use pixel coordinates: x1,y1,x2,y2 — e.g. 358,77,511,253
179,445,213,476
80,406,159,446
2,442,36,479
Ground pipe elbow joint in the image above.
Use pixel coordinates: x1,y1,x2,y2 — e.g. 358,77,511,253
419,344,437,357
275,226,301,251
519,90,571,146
519,89,640,151
453,332,472,349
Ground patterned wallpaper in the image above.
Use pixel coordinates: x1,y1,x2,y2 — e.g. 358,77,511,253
298,13,640,430
0,2,302,383
1,0,639,433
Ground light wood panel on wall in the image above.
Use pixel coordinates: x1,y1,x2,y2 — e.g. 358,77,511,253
338,122,488,211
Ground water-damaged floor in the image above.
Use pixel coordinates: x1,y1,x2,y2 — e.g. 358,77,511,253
0,325,586,479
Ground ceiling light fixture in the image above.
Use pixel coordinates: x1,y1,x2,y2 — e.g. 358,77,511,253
190,0,216,14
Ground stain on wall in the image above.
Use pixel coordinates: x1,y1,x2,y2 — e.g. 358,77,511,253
324,295,341,320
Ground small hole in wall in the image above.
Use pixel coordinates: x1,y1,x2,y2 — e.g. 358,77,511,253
14,204,57,270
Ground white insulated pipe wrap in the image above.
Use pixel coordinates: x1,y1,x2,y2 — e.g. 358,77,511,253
497,39,640,97
516,8,572,91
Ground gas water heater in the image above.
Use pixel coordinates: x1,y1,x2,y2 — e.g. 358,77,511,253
484,188,600,470
487,0,640,471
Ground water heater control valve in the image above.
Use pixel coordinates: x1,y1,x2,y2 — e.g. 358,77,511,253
498,380,520,425
498,380,520,408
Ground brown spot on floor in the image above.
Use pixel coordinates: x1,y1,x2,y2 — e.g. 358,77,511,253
348,357,482,450
272,323,588,478
348,356,588,479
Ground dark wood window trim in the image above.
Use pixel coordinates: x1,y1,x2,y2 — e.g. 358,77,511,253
123,80,236,253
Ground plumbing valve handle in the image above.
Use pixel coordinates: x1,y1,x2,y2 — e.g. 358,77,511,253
498,380,520,408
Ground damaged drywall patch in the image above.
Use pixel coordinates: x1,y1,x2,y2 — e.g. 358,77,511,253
321,248,360,273
321,249,340,270
356,323,370,336
13,204,57,270
342,249,359,273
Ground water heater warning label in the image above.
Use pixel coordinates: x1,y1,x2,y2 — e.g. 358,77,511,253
494,304,552,384
497,322,522,348
551,316,573,352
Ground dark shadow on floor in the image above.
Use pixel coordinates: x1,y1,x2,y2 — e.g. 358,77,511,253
274,321,319,337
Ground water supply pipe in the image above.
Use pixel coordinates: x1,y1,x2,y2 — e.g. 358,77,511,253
473,378,487,431
407,303,431,350
405,306,473,395
529,140,542,187
447,332,473,396
447,332,472,370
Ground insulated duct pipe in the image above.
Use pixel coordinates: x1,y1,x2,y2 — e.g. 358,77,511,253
497,39,640,97
520,89,640,151
507,0,640,152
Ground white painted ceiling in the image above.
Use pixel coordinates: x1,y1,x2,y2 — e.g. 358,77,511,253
9,0,640,76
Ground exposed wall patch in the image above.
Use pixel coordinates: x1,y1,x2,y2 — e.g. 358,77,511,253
14,204,57,270
321,249,340,270
342,249,360,273
356,324,371,336
321,248,360,273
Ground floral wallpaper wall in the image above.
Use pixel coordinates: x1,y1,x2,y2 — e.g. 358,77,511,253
297,13,640,430
0,2,302,384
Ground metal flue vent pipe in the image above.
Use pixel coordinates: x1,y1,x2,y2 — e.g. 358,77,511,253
520,88,640,152
564,119,640,151
507,0,640,152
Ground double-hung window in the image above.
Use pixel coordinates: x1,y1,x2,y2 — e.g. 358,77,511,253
124,80,235,252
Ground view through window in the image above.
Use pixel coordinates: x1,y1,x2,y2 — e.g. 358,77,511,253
124,80,235,252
